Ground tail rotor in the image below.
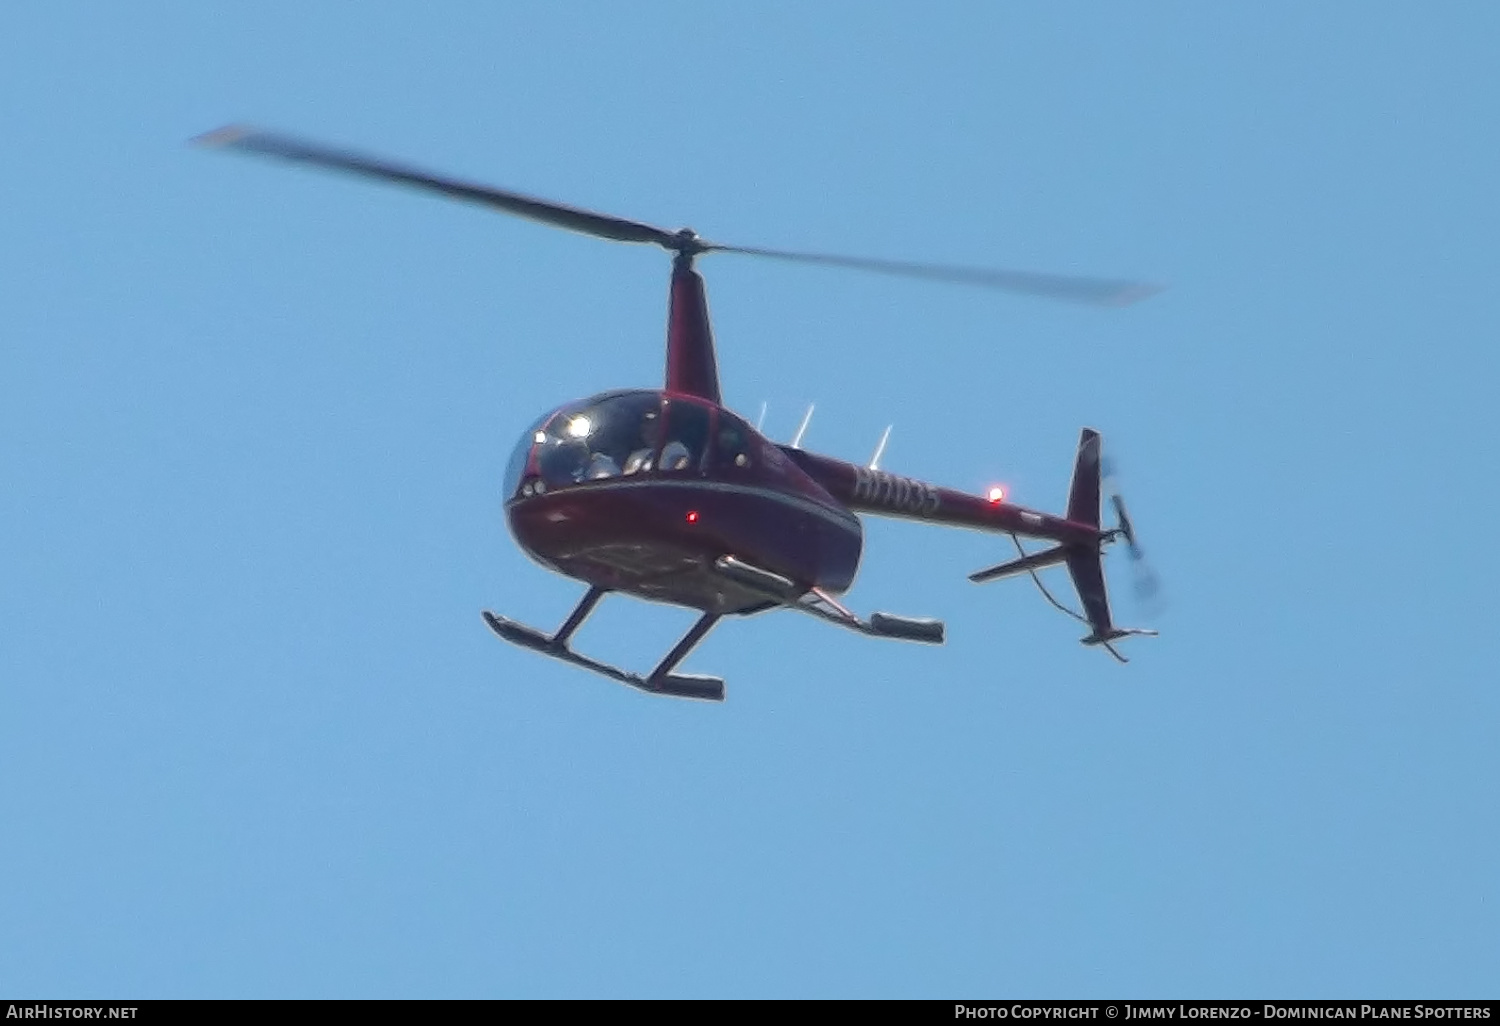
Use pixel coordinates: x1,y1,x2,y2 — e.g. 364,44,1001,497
1103,457,1163,612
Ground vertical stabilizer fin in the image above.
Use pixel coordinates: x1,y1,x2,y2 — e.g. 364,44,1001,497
1065,428,1158,658
974,426,1157,662
1065,549,1117,644
1067,428,1103,527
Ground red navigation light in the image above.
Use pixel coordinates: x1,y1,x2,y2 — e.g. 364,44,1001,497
686,510,700,524
987,486,1006,504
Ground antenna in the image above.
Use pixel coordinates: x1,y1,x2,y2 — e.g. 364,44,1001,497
790,404,815,449
868,425,893,470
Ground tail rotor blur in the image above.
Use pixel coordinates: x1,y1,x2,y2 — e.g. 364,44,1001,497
1103,457,1163,613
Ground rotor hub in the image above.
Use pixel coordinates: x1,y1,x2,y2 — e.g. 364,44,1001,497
668,227,708,258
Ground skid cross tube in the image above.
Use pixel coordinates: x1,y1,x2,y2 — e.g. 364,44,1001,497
552,585,605,648
648,612,721,683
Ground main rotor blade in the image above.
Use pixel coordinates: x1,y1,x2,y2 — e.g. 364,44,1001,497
196,126,1161,304
708,244,1160,306
193,125,681,248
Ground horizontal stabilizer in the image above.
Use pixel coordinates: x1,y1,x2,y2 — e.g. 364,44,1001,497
969,544,1071,583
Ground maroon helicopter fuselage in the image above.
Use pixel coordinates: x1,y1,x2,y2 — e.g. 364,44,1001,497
505,390,860,614
503,258,1103,618
505,388,1101,618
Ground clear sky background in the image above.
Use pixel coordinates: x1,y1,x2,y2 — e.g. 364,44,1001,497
2,2,1497,999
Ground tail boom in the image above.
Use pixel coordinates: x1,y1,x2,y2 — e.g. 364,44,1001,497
780,446,1101,547
777,429,1155,663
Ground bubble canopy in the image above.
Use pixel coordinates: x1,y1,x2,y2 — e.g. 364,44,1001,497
504,390,751,498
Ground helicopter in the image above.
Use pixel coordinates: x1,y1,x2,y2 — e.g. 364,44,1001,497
196,125,1161,702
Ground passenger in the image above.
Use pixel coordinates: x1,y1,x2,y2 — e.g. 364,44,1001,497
624,406,664,474
660,441,692,471
585,452,621,479
623,449,653,475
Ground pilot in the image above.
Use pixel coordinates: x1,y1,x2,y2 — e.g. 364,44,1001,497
536,436,590,484
586,452,621,479
623,409,664,475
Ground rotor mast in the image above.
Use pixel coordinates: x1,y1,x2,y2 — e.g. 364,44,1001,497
664,232,720,404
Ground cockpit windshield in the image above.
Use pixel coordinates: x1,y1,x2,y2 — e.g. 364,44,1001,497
505,390,731,498
537,392,664,487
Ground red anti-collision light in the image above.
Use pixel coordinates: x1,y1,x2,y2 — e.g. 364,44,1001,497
686,510,700,524
987,486,1006,504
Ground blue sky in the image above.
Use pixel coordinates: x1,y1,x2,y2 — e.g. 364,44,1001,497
2,3,1497,998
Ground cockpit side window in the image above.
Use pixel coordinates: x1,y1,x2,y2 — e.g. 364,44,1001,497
714,413,753,471
660,399,712,473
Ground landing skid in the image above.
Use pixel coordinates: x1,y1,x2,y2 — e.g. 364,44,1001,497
793,586,945,644
482,586,725,701
486,558,944,702
713,555,944,644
